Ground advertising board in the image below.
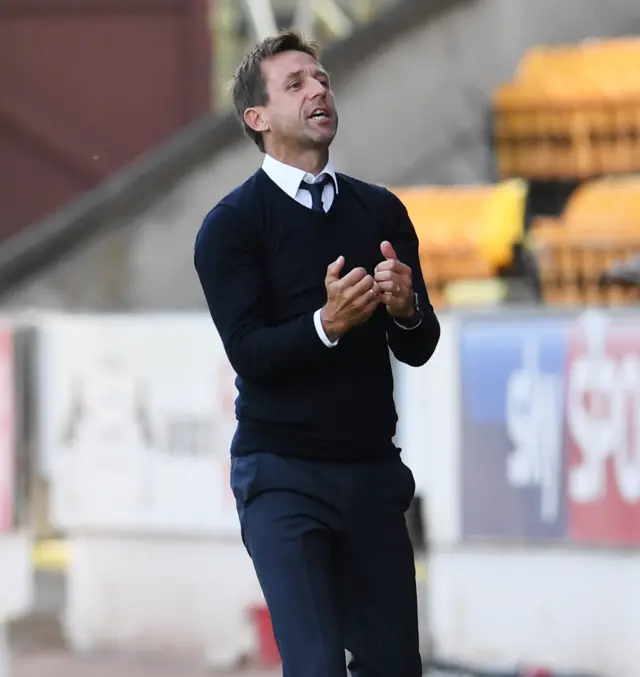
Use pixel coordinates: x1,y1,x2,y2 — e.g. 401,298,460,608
37,314,240,536
460,310,640,547
0,328,14,533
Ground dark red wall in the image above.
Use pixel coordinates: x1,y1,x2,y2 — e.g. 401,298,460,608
0,0,211,243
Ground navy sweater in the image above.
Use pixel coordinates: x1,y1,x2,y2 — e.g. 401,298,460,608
194,168,440,460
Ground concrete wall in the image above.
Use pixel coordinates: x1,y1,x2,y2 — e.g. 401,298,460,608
395,307,640,677
4,0,640,311
0,531,33,621
430,548,640,677
64,536,263,667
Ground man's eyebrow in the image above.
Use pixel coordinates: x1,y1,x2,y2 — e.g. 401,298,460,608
284,69,304,81
284,67,330,81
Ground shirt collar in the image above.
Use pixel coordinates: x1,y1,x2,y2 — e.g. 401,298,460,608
262,154,338,199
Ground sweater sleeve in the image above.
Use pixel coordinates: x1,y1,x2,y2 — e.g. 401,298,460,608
194,204,331,382
383,191,441,367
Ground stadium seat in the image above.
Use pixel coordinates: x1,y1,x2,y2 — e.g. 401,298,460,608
529,177,640,305
494,38,640,179
391,181,527,309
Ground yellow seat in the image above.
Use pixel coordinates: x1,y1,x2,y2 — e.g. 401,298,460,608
494,38,640,179
530,177,640,306
390,182,527,309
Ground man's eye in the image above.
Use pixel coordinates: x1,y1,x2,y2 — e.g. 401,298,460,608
287,82,300,90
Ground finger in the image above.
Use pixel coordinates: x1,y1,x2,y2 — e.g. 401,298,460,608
325,255,345,282
350,281,382,309
382,291,403,307
377,280,403,294
382,286,413,307
374,259,397,274
374,268,399,283
344,274,375,302
375,260,411,278
362,295,380,317
380,240,397,260
336,267,368,291
355,289,382,315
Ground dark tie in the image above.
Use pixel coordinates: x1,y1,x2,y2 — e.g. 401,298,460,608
299,174,333,212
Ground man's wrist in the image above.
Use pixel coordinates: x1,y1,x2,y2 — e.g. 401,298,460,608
320,307,345,343
390,293,422,327
389,292,418,319
313,309,339,347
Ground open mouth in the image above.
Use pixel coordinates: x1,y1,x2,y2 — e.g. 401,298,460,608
308,108,331,122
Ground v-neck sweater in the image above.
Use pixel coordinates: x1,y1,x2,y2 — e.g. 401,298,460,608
194,168,440,460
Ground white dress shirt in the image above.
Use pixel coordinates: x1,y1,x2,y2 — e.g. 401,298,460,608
261,154,420,348
262,153,338,214
262,154,340,347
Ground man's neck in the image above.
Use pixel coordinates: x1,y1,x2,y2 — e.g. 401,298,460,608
265,146,329,177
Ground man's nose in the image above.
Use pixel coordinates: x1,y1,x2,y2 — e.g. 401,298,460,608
306,77,326,97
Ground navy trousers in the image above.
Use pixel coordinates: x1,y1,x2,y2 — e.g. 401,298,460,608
231,451,421,677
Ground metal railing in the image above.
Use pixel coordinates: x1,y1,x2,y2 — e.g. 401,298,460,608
210,0,402,108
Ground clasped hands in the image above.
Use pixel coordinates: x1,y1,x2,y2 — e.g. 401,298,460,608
320,241,415,343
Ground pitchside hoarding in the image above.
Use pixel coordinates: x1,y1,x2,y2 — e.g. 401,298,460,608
36,313,241,536
0,326,14,533
459,310,640,547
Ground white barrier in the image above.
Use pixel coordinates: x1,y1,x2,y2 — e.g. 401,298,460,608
398,308,640,677
0,321,34,677
35,313,263,666
394,315,460,547
31,309,640,674
0,324,17,545
429,547,640,675
0,531,32,627
0,619,9,677
36,313,240,535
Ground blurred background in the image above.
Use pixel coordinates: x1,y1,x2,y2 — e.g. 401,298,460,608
1,1,640,676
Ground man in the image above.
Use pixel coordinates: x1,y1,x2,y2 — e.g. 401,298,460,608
194,30,440,677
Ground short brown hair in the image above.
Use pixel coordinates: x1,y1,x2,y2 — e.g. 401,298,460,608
231,30,319,151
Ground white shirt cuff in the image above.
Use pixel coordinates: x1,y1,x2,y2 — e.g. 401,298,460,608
314,308,339,347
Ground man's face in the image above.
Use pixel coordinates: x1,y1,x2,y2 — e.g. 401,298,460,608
250,50,338,152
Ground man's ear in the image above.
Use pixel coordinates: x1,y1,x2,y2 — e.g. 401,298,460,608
243,107,270,134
